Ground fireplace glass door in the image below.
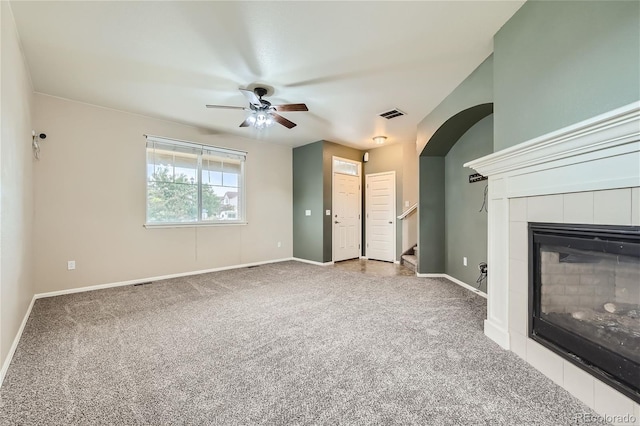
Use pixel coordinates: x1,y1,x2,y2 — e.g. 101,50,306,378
529,223,640,403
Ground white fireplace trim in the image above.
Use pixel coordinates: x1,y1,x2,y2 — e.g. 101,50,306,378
464,101,640,417
467,102,639,201
464,101,640,350
465,101,640,180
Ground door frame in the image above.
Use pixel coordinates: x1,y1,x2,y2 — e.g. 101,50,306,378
365,171,397,262
331,156,362,262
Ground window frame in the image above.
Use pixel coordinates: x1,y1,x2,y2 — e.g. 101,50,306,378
144,135,247,228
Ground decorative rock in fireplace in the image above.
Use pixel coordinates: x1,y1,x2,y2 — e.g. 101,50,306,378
465,101,640,420
529,223,640,402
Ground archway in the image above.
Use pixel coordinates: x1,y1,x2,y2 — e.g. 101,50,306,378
418,104,493,292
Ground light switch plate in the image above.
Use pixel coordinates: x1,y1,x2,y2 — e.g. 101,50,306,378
326,210,331,216
305,210,311,216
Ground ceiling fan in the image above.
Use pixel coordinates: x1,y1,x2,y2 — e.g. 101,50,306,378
206,87,308,129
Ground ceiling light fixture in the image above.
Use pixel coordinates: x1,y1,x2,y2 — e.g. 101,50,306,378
373,135,387,145
247,109,275,129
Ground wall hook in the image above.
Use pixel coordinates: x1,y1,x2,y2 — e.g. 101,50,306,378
32,131,46,160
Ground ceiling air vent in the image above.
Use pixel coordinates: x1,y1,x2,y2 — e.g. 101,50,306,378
379,108,406,120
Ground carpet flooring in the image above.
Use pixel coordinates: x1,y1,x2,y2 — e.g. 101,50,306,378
0,261,599,425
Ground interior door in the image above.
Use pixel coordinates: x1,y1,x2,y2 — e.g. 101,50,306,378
365,172,396,262
332,159,361,262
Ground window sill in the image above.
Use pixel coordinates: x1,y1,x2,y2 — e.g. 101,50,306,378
144,222,248,229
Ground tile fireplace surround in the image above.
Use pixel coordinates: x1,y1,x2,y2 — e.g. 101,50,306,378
465,102,640,423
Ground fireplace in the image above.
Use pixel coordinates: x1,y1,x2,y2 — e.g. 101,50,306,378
529,223,640,402
464,101,639,415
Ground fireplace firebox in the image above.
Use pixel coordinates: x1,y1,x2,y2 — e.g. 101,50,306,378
529,223,640,403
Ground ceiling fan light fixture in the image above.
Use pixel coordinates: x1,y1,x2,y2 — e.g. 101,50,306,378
207,86,307,130
373,135,387,145
251,110,275,129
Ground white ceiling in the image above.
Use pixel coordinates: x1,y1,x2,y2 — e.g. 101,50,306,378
10,1,524,149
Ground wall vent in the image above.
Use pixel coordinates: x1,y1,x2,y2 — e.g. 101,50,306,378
378,108,406,119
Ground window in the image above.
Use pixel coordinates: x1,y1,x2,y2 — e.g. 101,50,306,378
333,158,359,176
145,136,246,226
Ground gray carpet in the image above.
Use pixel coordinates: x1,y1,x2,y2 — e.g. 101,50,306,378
0,260,599,425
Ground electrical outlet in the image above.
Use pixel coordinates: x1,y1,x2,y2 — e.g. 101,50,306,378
405,201,410,207
277,241,282,248
463,257,467,267
68,260,76,270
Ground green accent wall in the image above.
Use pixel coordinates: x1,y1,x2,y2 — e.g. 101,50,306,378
418,156,445,273
494,0,640,151
416,0,639,291
417,57,494,277
292,141,324,262
293,141,364,263
417,55,493,155
422,104,493,156
445,115,493,292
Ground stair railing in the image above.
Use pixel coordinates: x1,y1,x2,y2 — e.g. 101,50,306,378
397,203,417,220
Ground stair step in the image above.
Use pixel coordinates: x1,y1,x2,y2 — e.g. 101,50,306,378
402,254,418,266
402,254,417,265
401,254,417,272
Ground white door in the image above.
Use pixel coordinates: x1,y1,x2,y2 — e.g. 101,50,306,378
332,158,361,262
365,172,396,262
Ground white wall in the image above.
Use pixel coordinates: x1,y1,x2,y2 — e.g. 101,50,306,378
0,2,35,373
33,94,293,293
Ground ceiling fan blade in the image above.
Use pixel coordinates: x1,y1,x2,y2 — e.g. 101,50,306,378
206,105,249,110
239,117,252,127
272,103,308,112
239,89,262,107
272,112,297,129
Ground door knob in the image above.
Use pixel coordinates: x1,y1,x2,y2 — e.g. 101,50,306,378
335,221,341,224
388,221,393,224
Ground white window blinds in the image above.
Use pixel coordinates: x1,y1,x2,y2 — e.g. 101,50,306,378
145,135,246,225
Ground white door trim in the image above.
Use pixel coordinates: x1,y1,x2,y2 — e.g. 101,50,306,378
365,171,397,262
332,156,362,262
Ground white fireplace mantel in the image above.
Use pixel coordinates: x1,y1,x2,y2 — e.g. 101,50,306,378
463,102,640,416
464,101,640,348
466,101,640,199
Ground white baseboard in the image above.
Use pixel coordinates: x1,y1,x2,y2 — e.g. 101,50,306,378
1,257,294,389
416,273,487,299
3,259,481,390
35,257,293,299
484,319,511,350
0,295,36,388
292,257,334,266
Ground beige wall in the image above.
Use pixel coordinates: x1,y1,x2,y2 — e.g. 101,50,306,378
401,142,418,252
33,94,293,293
1,2,35,370
364,142,418,258
365,143,403,259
